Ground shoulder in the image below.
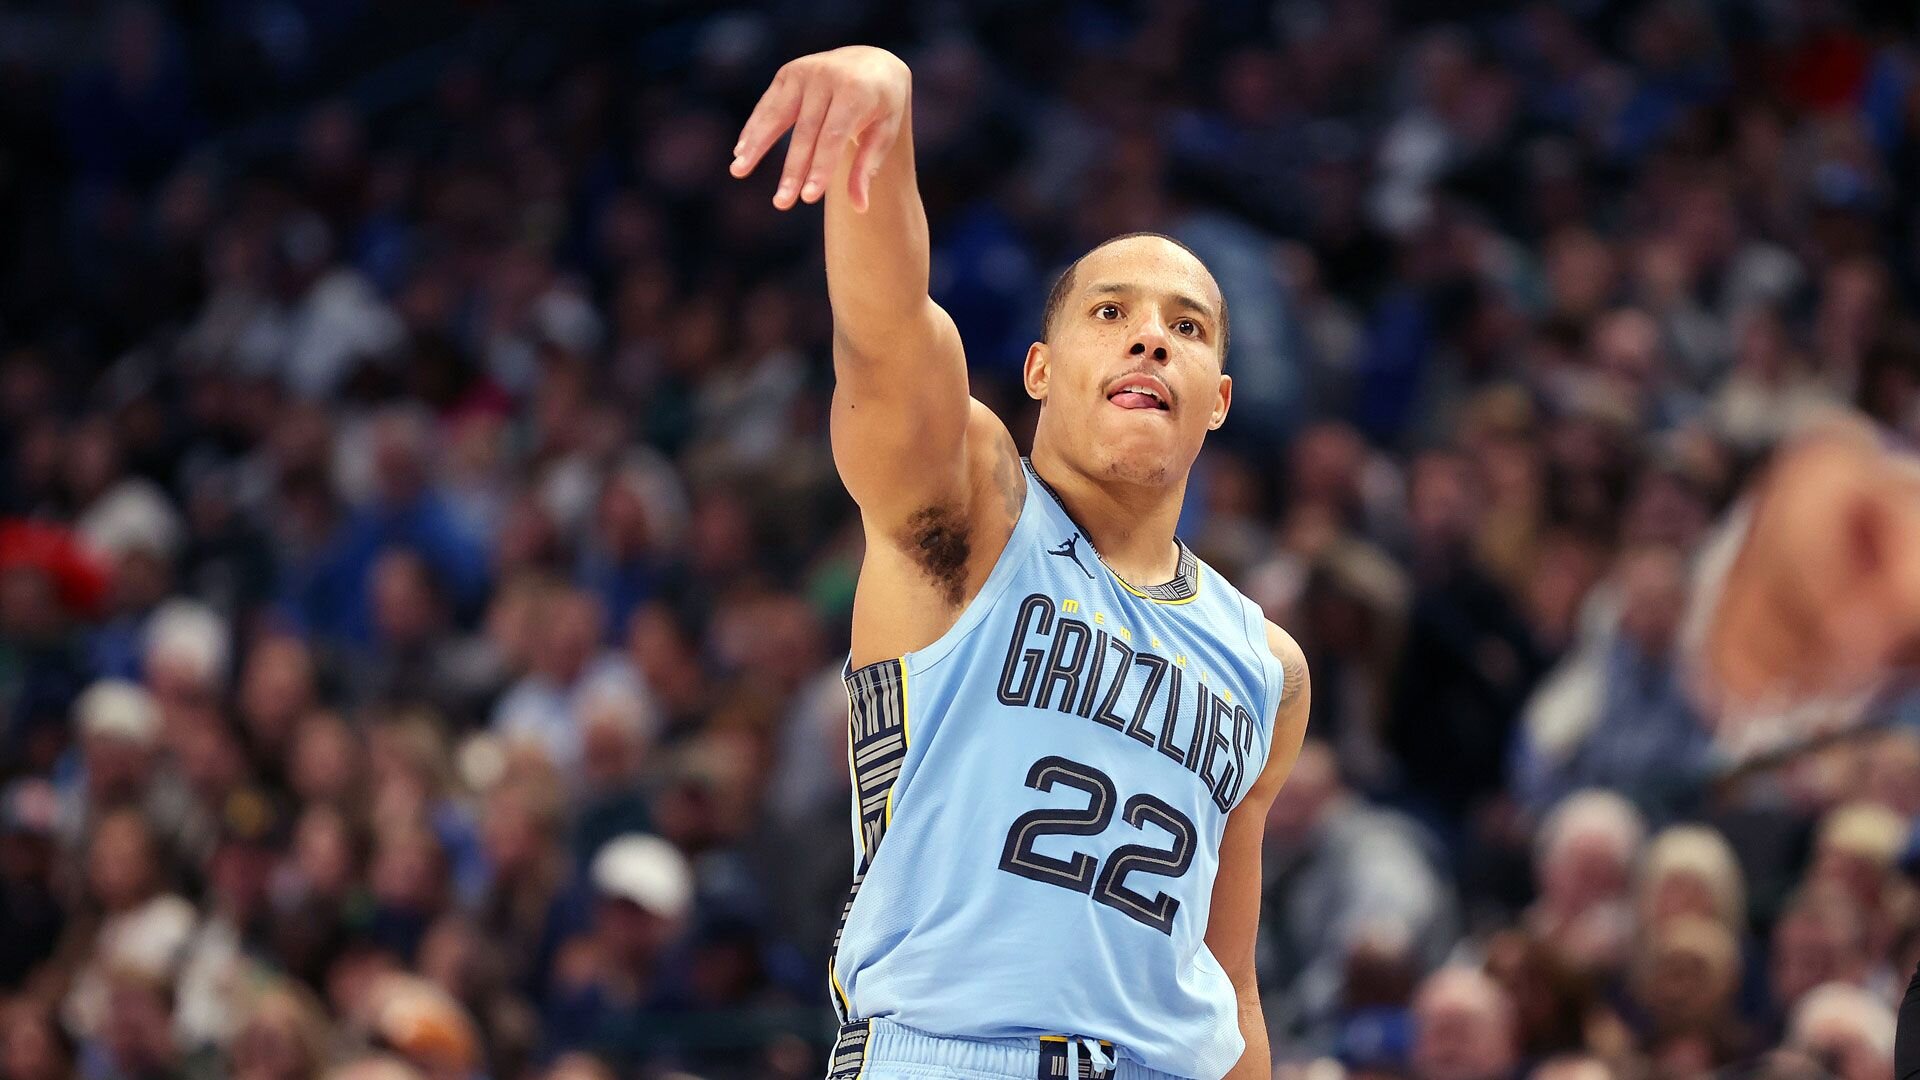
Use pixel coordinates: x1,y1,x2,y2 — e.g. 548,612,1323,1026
965,400,1025,528
1263,620,1310,707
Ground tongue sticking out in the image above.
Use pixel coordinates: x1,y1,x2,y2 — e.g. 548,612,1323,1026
1110,391,1162,411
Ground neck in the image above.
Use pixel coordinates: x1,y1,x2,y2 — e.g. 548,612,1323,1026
1029,442,1186,586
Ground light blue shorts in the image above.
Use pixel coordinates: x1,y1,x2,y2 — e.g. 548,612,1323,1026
826,1018,1192,1080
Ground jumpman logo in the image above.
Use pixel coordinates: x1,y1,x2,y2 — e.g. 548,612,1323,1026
1049,533,1096,579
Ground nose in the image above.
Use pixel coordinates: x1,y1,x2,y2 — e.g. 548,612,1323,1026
1129,318,1169,362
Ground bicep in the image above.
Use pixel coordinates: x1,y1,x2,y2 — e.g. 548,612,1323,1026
829,299,976,522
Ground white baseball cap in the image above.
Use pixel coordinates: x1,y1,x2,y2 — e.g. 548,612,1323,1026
76,679,159,745
590,834,692,920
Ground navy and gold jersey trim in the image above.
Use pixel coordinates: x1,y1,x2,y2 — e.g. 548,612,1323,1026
830,657,910,1021
828,1019,873,1079
1022,458,1202,604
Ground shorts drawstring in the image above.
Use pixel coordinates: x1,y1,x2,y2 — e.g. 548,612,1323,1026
1068,1035,1114,1076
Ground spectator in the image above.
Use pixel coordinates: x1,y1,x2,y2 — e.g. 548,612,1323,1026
1261,740,1457,1053
1410,967,1520,1080
1768,886,1870,1038
1786,982,1895,1080
544,834,692,1057
225,981,332,1080
0,779,67,988
1525,790,1645,977
1634,825,1747,936
1514,544,1709,824
1626,915,1752,1073
490,587,646,777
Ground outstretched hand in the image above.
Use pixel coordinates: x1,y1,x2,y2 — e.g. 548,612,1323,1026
729,46,911,214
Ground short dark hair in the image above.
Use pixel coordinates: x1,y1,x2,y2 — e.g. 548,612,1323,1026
1040,231,1230,364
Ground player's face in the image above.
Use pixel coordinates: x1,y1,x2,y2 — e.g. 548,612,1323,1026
1025,237,1230,488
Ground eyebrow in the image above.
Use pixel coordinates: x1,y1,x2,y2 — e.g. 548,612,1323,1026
1083,281,1219,325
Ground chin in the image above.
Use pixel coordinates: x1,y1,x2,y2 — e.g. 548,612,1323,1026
1089,427,1181,488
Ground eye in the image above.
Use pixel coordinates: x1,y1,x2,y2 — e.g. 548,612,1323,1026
1174,318,1200,337
1094,303,1121,320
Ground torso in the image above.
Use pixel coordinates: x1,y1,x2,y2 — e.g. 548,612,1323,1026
829,458,1288,1080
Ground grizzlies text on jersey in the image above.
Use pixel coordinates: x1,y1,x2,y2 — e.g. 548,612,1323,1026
831,460,1288,1080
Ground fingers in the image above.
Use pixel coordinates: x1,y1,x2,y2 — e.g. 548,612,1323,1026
799,93,871,206
730,69,803,180
773,82,829,209
846,109,903,213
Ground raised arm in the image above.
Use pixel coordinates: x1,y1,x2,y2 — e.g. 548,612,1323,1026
730,46,989,529
730,48,1021,663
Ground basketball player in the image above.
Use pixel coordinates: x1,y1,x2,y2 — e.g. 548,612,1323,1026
729,47,1310,1080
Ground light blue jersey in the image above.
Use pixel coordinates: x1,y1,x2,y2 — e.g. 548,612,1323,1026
831,459,1288,1080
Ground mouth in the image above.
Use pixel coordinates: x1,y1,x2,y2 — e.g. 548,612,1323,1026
1105,373,1172,412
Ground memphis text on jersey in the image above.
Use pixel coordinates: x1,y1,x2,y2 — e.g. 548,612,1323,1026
994,592,1258,811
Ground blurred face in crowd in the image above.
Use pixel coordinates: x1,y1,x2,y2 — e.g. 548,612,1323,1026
595,897,679,971
1412,969,1519,1080
371,828,446,915
175,713,246,797
113,550,172,615
372,550,441,647
64,419,120,506
480,785,550,877
1590,309,1661,406
230,990,324,1080
418,917,484,1002
372,413,432,505
1634,918,1739,1033
1407,451,1477,552
1539,826,1631,918
1529,1057,1611,1080
627,603,703,714
541,1053,615,1080
533,591,604,683
1620,469,1711,551
326,948,401,1028
1028,235,1230,490
1544,228,1615,321
241,637,317,748
1289,422,1365,510
291,712,360,804
1810,843,1888,913
84,730,155,805
1771,898,1865,1011
211,832,277,924
595,475,651,558
89,809,159,912
292,804,358,897
1644,867,1720,930
1795,1015,1892,1080
579,709,647,793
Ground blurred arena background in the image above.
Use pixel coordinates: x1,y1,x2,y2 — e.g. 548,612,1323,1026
3,1,1920,1078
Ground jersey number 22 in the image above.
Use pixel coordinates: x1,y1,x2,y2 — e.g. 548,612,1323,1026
997,755,1196,934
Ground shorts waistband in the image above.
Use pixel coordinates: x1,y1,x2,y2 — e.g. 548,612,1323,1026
829,1018,1189,1080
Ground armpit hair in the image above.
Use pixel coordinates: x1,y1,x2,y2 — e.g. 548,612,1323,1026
899,503,971,608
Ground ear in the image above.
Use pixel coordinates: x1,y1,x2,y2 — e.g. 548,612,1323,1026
1208,373,1232,430
1023,342,1049,402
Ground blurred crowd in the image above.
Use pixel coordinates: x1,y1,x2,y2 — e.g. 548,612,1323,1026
4,1,1920,1079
